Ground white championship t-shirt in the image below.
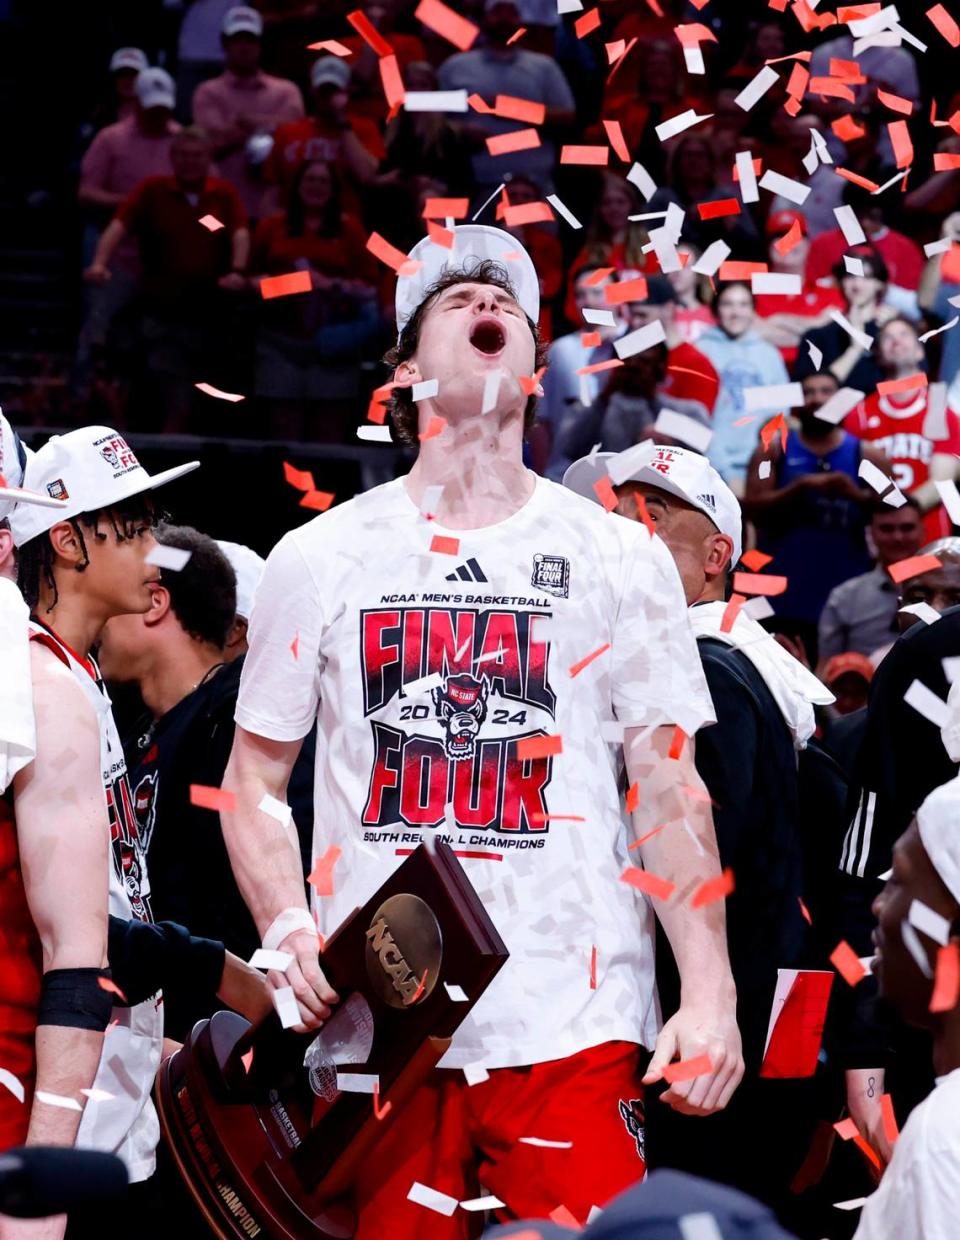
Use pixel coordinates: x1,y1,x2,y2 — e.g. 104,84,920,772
856,1067,960,1240
236,475,715,1070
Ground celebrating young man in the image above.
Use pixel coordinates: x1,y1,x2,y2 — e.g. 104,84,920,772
222,227,743,1233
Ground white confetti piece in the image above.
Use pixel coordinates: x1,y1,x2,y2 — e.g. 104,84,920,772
626,162,658,200
35,1091,82,1112
146,544,192,572
628,210,669,222
412,378,439,401
403,672,444,697
901,920,934,978
680,1213,724,1240
194,381,244,402
872,168,908,195
807,340,823,370
0,1069,24,1104
614,319,666,360
272,985,301,1029
751,272,803,295
883,487,907,508
833,1197,868,1212
735,151,759,203
758,459,771,480
403,90,468,112
904,679,950,728
734,65,779,111
920,315,960,343
878,867,894,881
481,369,503,414
744,381,804,411
848,5,899,38
654,409,712,453
336,1072,379,1093
924,237,954,257
556,0,583,12
248,948,294,971
357,426,392,443
258,794,293,827
923,382,949,440
546,193,582,229
198,214,224,232
407,1182,459,1216
834,204,867,246
79,1087,114,1102
462,1063,489,1086
682,45,705,75
759,169,811,205
587,1205,604,1224
743,596,775,621
900,602,942,626
647,225,682,274
655,109,714,142
909,898,951,945
460,1195,506,1212
858,458,892,493
444,983,468,1001
843,256,865,276
828,307,874,351
518,1136,573,1148
691,240,730,277
471,182,506,222
935,478,960,525
582,308,617,326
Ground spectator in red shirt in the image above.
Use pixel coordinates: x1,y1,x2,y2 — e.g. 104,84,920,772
666,243,716,345
845,317,960,540
250,159,381,441
754,210,844,366
265,56,380,215
340,0,427,124
563,173,651,325
192,5,304,218
805,177,925,316
85,127,249,433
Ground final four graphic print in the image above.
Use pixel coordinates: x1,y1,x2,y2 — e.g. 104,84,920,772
360,602,558,834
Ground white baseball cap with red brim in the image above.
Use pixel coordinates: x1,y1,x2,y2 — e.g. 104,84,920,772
395,224,540,339
8,425,199,547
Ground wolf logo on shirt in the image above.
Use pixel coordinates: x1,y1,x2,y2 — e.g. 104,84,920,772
360,606,557,833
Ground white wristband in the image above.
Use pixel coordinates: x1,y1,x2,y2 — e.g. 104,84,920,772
262,907,318,953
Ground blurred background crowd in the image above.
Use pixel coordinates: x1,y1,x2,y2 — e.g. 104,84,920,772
4,0,960,687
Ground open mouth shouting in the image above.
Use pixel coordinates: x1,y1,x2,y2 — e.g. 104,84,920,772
468,316,507,358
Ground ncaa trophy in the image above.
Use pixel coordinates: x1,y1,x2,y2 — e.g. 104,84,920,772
156,842,508,1237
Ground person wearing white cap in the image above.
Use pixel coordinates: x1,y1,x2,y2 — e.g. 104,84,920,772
107,47,150,123
216,538,265,658
192,5,303,216
854,776,960,1240
225,224,743,1233
563,441,833,1223
0,427,197,1192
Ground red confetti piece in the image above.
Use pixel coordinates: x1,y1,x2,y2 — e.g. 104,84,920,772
834,1117,882,1168
346,9,394,56
934,153,960,170
505,26,527,45
419,415,447,441
194,382,244,402
414,0,479,51
430,534,459,555
283,461,315,492
739,549,773,571
373,1080,392,1121
198,214,224,232
732,572,788,597
720,594,745,633
877,89,914,116
367,231,421,275
880,1093,900,1145
189,784,236,813
930,942,960,1012
260,271,312,300
625,783,639,814
590,945,598,990
760,413,787,452
878,372,927,396
828,57,865,83
306,39,353,56
928,3,960,46
241,1049,254,1073
574,8,601,37
798,897,813,925
560,144,609,165
98,977,128,1003
308,845,342,896
518,366,547,396
503,201,554,226
888,554,943,584
568,642,611,678
550,1207,581,1228
620,866,676,901
299,490,335,512
290,632,299,660
422,197,470,219
516,734,563,760
592,474,618,511
379,53,405,109
832,114,866,142
495,94,545,125
634,494,656,537
411,969,428,1003
426,220,454,249
835,167,881,191
691,868,736,908
629,824,667,850
486,128,541,156
888,119,914,169
808,77,856,102
603,119,631,162
605,276,648,304
576,358,622,376
697,198,741,220
668,726,686,760
584,267,615,286
718,260,767,280
662,1052,714,1084
580,330,602,348
830,940,866,987
531,813,585,822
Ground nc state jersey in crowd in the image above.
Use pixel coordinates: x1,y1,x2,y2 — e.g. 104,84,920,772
28,623,163,1182
236,476,714,1069
846,390,960,540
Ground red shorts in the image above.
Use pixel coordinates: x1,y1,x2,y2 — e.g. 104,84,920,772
352,1040,646,1238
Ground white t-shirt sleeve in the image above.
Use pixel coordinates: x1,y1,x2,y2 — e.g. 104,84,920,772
234,532,326,742
610,529,716,737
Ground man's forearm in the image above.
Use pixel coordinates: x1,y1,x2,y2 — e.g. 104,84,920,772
91,219,127,269
26,1026,103,1146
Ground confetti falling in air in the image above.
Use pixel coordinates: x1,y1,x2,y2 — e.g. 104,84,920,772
515,734,563,760
620,866,676,901
690,868,735,908
830,940,867,987
568,642,611,678
308,845,343,897
97,976,128,1003
189,784,237,813
661,1052,714,1084
197,214,224,232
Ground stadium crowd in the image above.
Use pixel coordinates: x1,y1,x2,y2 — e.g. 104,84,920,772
5,1,960,1239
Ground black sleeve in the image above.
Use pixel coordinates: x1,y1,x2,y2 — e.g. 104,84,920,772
693,653,760,867
107,916,225,1006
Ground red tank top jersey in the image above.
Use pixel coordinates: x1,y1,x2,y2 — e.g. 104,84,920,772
845,389,960,540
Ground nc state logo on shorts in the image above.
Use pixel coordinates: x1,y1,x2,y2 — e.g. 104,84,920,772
618,1097,645,1161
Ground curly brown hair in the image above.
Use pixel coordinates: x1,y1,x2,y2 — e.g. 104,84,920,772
382,259,548,445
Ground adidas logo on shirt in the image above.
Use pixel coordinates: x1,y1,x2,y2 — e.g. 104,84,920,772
445,558,488,583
